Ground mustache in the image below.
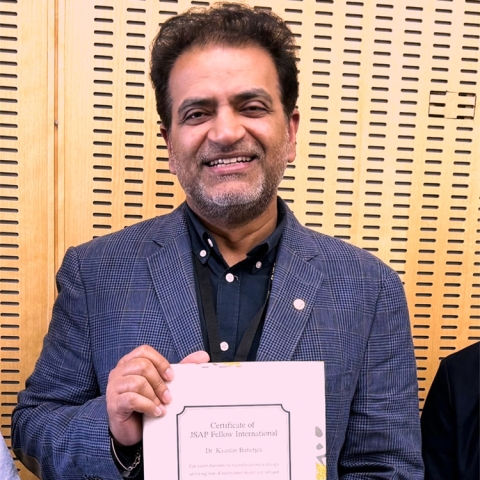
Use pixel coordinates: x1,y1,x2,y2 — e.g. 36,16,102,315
197,141,264,162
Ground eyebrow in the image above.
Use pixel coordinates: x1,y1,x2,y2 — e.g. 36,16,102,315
234,88,273,105
177,88,274,118
177,98,216,118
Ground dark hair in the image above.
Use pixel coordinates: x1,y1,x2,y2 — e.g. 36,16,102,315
150,2,299,131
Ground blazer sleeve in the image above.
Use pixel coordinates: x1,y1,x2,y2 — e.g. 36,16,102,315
338,269,424,479
11,247,122,480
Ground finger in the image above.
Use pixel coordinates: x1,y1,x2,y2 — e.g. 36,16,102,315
120,345,174,381
107,383,166,446
112,358,172,405
113,372,161,403
114,390,167,419
180,350,210,364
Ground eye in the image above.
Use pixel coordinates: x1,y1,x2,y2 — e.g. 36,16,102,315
241,103,269,117
182,110,210,125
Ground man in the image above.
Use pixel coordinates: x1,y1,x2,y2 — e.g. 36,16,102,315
12,3,423,479
421,342,479,480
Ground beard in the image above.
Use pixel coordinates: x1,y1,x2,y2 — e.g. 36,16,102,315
170,136,290,227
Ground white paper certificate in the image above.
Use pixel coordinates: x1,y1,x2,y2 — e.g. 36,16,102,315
143,361,326,479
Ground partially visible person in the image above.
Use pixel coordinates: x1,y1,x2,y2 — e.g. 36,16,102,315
0,432,20,480
421,341,480,480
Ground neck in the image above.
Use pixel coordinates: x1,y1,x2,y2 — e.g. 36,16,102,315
190,199,278,266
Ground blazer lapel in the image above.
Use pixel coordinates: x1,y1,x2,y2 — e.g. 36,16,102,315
257,224,325,361
146,211,205,362
145,201,324,363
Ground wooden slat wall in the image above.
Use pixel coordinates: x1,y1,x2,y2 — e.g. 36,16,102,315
0,1,55,478
1,0,479,478
61,0,479,403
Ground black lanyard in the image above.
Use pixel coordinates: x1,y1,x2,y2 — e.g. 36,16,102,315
194,255,275,362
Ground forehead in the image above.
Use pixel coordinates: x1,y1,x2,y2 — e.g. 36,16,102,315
168,44,281,109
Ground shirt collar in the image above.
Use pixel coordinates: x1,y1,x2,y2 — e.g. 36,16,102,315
185,198,287,266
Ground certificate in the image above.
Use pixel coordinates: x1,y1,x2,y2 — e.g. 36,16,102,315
143,361,326,479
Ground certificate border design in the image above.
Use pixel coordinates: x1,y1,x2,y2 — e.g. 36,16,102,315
176,404,292,480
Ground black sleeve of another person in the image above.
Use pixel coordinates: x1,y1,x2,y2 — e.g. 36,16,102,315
421,342,479,480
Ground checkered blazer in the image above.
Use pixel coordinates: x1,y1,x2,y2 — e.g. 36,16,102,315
12,200,423,479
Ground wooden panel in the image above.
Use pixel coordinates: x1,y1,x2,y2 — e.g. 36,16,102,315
279,0,480,404
59,0,188,261
0,0,55,478
60,0,479,410
292,0,480,405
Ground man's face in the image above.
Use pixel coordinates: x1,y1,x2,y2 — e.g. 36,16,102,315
161,44,299,226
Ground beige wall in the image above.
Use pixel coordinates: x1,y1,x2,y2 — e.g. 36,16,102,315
1,1,479,478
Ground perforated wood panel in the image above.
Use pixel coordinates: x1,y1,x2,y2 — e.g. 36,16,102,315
285,0,480,404
59,1,187,259
0,1,54,478
1,1,479,477
60,0,479,406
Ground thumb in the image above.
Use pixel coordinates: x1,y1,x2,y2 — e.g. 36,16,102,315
180,350,210,364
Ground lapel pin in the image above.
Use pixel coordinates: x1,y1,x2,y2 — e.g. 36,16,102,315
293,299,305,311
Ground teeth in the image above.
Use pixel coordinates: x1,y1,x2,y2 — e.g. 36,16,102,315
207,156,252,167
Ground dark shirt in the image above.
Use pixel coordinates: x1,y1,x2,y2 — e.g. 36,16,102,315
185,198,287,361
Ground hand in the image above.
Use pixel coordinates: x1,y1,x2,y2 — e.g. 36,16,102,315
106,346,209,446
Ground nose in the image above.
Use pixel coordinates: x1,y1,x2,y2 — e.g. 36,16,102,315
207,108,246,146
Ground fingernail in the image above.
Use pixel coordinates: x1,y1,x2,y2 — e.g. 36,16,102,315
155,405,166,417
163,390,172,403
165,367,174,381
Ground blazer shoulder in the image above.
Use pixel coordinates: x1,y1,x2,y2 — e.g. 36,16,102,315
70,204,188,260
282,208,395,279
442,341,480,377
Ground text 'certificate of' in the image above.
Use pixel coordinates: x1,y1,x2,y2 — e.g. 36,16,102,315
143,361,326,479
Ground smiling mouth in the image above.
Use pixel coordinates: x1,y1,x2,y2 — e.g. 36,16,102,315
205,156,256,167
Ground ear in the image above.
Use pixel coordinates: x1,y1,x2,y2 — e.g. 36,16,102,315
160,125,176,175
287,109,300,164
